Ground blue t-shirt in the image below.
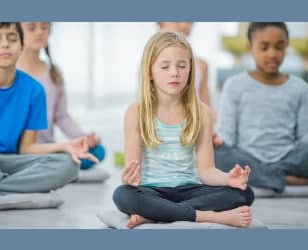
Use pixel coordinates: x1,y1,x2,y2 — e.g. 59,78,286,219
0,69,47,153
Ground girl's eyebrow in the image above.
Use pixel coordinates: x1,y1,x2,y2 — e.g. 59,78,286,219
159,60,170,64
276,40,286,44
159,60,188,64
259,40,286,45
177,60,188,63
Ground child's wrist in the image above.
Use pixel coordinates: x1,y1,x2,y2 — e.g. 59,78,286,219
225,173,231,187
60,142,69,152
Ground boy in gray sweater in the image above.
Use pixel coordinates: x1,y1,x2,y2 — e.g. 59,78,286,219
214,22,308,192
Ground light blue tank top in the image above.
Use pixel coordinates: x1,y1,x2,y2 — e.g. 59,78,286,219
141,118,200,187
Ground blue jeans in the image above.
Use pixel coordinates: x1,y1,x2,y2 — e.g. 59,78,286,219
214,136,308,192
113,184,254,222
80,144,106,170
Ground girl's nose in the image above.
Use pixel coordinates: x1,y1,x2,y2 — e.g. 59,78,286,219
170,66,179,77
267,48,278,58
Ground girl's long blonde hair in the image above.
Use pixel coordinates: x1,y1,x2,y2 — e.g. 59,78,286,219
138,31,202,148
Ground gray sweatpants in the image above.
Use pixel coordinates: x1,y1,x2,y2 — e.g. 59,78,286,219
214,136,308,193
0,153,79,193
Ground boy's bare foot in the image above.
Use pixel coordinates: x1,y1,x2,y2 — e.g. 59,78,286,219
286,176,308,185
196,206,252,228
127,214,153,229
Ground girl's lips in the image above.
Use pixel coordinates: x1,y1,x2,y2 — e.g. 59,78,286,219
265,61,279,67
168,82,180,85
0,53,12,58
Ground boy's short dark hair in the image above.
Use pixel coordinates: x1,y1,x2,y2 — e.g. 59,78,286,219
0,22,24,47
247,22,289,43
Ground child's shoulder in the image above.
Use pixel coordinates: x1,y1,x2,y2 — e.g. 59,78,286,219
125,102,139,119
288,74,308,89
126,102,139,113
223,72,249,91
124,102,139,128
16,69,45,93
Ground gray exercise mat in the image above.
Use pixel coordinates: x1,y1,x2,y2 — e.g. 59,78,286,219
76,167,110,183
0,191,64,210
97,209,267,229
253,186,308,198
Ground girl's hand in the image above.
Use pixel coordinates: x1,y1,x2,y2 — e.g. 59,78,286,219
213,133,224,147
64,136,99,165
227,164,250,190
122,160,141,186
86,132,101,148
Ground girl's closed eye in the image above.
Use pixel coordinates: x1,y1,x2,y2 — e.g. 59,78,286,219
26,23,36,31
160,63,169,69
259,45,268,51
41,23,50,30
275,43,286,50
178,64,187,69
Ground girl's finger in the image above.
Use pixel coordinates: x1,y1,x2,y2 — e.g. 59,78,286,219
125,161,139,179
82,152,99,163
128,165,140,184
123,160,136,175
71,154,81,165
245,166,251,177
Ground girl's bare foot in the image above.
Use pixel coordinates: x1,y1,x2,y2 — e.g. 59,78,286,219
286,176,308,185
196,206,252,228
127,214,153,229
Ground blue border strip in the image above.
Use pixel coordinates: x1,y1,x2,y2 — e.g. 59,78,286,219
0,229,307,250
1,0,308,21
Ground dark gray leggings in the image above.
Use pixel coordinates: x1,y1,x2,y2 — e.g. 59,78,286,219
113,184,254,222
214,137,308,193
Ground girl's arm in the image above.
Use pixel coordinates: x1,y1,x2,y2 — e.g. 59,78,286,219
121,103,143,186
216,79,239,146
296,86,308,140
19,130,98,165
196,103,249,189
196,58,210,106
54,82,101,147
54,79,85,139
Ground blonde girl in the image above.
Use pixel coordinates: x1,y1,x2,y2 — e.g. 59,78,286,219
113,32,254,229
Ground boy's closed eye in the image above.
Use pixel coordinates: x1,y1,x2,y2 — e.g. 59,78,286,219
7,33,18,42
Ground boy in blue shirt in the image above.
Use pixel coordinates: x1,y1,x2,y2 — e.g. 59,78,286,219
0,22,98,193
214,22,308,193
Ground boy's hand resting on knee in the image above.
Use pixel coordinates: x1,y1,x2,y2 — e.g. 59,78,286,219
63,136,99,165
227,164,250,190
122,160,141,186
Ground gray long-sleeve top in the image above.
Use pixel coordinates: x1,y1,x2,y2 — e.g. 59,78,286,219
216,72,308,163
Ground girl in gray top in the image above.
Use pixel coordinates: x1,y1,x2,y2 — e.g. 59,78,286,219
215,22,308,192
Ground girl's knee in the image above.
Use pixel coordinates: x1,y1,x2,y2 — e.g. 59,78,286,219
243,186,255,205
113,185,136,209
